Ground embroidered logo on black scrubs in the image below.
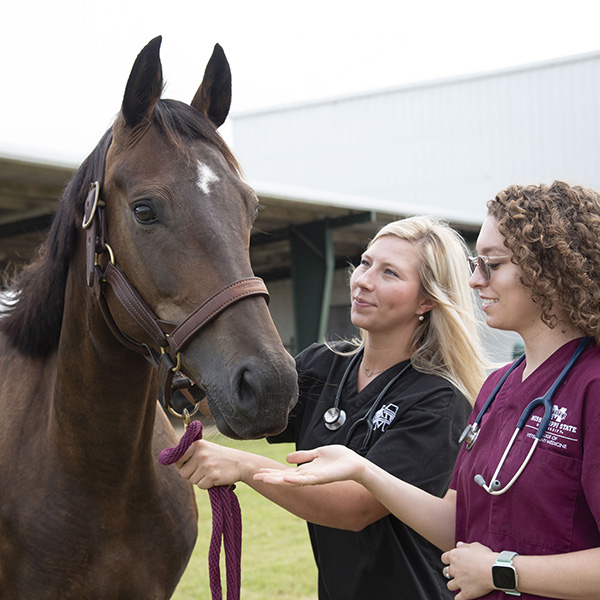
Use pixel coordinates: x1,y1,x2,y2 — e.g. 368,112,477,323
372,403,399,432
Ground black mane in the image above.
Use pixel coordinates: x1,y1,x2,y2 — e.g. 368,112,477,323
0,130,112,356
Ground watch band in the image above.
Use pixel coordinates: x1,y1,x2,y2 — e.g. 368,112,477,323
492,551,521,596
496,550,518,564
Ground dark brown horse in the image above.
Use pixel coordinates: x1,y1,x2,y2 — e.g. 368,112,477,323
0,37,297,599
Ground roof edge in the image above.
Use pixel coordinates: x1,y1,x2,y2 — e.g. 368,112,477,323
251,180,484,229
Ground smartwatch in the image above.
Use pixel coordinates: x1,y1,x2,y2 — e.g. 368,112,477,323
492,551,521,596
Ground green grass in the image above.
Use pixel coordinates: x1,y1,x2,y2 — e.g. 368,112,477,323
171,434,318,600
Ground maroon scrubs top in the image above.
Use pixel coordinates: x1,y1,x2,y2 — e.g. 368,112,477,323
450,338,600,599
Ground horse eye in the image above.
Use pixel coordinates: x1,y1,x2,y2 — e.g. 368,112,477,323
133,204,157,224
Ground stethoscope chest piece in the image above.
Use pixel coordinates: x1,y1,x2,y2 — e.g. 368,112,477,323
459,422,480,451
324,407,347,430
323,349,363,431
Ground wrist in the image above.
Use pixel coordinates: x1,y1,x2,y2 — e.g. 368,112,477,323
355,455,378,487
492,550,520,596
232,449,256,484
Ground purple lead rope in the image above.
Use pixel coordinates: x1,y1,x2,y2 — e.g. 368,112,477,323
158,420,242,600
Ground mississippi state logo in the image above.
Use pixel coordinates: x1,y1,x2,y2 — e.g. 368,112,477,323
372,403,399,432
526,405,578,450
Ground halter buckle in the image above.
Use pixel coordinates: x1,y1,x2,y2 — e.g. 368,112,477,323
82,182,100,229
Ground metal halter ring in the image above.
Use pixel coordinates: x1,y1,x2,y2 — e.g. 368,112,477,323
167,404,199,425
96,243,116,271
161,347,182,373
103,243,115,265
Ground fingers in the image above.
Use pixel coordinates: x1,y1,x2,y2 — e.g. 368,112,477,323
175,440,203,472
286,449,318,464
253,468,300,486
253,468,307,487
173,440,228,489
253,475,301,487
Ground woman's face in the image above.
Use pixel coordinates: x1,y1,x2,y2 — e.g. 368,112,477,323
350,235,432,336
470,216,541,336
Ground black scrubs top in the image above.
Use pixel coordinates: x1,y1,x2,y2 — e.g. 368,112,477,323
269,343,471,600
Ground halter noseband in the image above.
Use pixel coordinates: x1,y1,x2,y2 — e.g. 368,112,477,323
82,131,270,418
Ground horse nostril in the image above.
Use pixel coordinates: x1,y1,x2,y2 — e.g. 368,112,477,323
229,358,292,436
236,366,256,406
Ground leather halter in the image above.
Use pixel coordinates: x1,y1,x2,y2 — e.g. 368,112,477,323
82,131,270,417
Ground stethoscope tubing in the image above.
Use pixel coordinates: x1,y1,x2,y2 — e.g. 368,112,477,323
460,354,526,450
322,349,364,431
322,346,411,448
342,362,411,448
467,336,590,495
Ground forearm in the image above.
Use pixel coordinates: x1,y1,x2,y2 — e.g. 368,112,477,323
514,549,600,599
247,472,389,530
193,446,388,529
357,459,457,550
257,445,457,547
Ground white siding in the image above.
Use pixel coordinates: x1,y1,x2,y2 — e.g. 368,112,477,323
232,52,600,223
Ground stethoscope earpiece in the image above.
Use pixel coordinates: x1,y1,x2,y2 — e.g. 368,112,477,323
474,474,504,492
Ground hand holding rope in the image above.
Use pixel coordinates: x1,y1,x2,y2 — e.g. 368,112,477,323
158,420,242,600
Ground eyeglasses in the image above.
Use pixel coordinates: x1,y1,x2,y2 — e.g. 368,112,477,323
467,255,510,281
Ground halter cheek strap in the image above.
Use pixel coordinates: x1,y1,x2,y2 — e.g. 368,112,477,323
83,130,270,417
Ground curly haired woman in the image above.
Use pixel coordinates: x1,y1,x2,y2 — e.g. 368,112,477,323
257,180,600,600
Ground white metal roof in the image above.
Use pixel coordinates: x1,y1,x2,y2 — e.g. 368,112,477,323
251,179,484,227
232,50,600,226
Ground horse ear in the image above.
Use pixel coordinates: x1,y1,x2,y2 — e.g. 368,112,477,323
190,44,232,128
121,36,164,128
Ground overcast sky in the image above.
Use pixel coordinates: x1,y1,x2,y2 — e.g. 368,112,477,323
3,0,600,165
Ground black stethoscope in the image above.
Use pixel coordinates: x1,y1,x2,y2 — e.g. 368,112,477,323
459,336,589,495
323,348,411,447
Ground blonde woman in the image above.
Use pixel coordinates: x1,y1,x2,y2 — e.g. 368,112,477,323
177,215,487,600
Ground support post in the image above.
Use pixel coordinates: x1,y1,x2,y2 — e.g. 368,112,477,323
290,220,334,352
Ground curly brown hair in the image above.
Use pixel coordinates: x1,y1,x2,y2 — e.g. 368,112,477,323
487,180,600,343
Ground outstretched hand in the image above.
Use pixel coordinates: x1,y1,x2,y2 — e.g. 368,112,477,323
253,444,365,486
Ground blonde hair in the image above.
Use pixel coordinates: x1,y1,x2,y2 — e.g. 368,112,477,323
347,216,488,405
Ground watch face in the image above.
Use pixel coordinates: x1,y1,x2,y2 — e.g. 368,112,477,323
492,565,517,590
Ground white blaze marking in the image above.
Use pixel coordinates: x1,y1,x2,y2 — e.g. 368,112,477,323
196,161,219,194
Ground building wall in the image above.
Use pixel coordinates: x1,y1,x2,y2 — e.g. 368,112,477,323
234,52,600,364
232,52,600,223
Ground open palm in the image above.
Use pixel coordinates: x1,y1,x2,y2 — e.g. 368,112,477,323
254,445,366,486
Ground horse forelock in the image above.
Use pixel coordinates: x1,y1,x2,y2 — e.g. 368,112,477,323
152,99,241,175
0,130,114,356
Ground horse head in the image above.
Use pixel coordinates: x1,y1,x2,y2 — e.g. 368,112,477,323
89,37,298,438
